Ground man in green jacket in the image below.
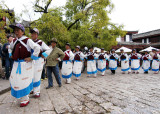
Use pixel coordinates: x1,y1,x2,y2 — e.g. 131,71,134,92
42,38,65,89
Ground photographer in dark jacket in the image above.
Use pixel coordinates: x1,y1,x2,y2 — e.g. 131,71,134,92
2,35,13,80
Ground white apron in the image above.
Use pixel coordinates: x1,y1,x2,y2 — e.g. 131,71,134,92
131,59,140,71
97,60,106,72
62,61,73,78
152,60,159,71
10,61,34,98
87,60,97,74
73,61,82,77
142,60,150,72
109,59,117,70
121,60,130,71
33,58,44,91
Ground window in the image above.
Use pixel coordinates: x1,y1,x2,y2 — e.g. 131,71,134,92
147,38,149,44
125,35,130,42
142,38,149,43
129,35,132,41
116,36,121,42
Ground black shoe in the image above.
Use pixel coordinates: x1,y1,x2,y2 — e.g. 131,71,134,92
144,72,148,74
2,76,5,79
46,86,53,89
59,84,62,87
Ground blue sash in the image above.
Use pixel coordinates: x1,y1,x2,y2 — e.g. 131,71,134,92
15,60,25,74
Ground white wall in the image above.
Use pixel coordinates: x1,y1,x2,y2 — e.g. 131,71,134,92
116,36,121,42
125,35,130,42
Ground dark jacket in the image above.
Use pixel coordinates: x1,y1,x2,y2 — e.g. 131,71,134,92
2,43,10,59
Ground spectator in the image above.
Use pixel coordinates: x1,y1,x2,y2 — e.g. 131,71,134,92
44,38,65,89
2,35,13,80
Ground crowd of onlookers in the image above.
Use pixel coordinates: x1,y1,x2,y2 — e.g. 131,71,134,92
0,35,13,80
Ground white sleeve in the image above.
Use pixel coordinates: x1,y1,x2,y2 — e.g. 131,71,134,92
105,54,109,60
108,55,111,60
42,42,50,51
119,55,121,61
10,40,14,50
129,54,131,59
27,39,40,57
138,53,142,58
158,54,160,60
8,45,12,53
43,48,53,57
69,51,74,61
116,54,119,60
149,55,152,60
126,54,129,61
84,54,88,59
94,53,99,59
80,52,85,60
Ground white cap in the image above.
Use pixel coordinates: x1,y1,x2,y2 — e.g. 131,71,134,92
31,28,39,34
76,45,80,49
84,47,88,50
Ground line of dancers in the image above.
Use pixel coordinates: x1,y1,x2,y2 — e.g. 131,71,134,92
8,23,160,107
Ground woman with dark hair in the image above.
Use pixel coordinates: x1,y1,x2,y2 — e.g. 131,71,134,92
86,47,98,78
142,51,152,74
129,49,142,74
109,49,119,75
9,24,40,107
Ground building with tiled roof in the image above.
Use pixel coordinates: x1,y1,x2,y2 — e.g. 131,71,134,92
113,29,160,52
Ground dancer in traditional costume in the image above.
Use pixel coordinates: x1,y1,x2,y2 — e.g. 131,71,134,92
119,49,130,74
109,49,119,75
142,51,152,74
30,28,50,97
151,49,160,74
129,49,141,74
61,43,74,84
9,24,40,107
86,47,98,77
73,46,85,80
97,48,108,76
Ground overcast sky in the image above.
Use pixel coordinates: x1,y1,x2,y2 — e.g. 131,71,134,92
2,0,160,33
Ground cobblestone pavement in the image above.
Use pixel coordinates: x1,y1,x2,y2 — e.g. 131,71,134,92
0,68,160,114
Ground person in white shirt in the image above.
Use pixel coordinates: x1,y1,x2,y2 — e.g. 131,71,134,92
152,49,160,74
142,51,152,74
73,46,85,80
129,49,142,74
30,28,50,98
9,23,40,107
86,47,98,78
61,43,74,84
97,48,108,76
109,49,119,75
119,49,131,74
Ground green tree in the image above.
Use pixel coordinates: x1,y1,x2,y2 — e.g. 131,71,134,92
30,0,70,50
31,9,70,50
34,0,53,13
64,0,126,50
0,2,15,43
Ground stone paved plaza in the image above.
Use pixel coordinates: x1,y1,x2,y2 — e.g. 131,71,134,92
0,68,160,114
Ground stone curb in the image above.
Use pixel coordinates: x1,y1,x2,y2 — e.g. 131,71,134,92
0,87,11,95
